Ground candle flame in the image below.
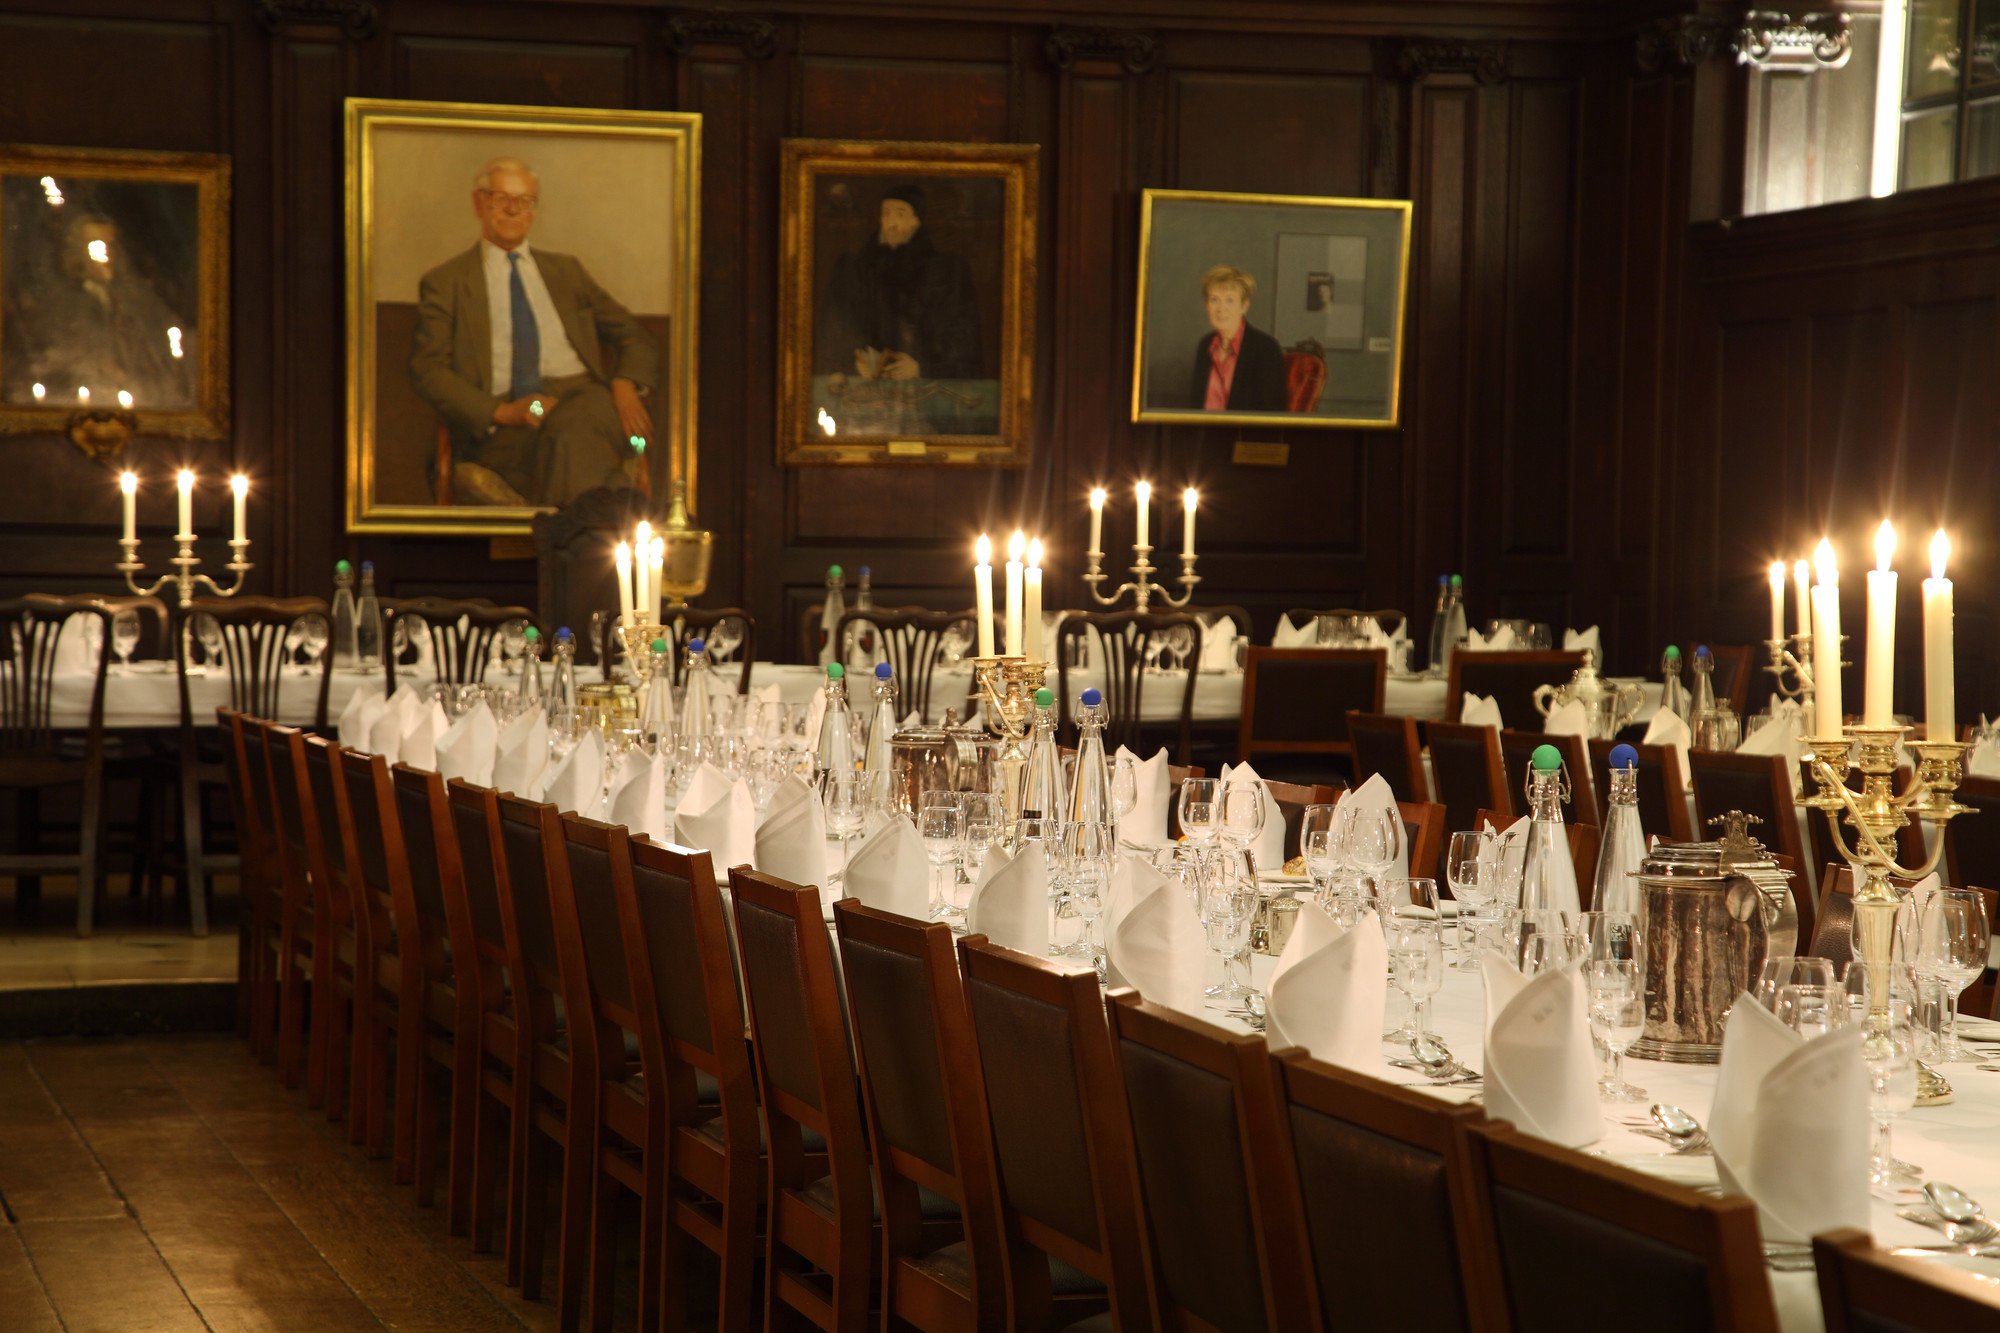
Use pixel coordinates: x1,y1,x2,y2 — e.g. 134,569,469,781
650,536,664,560
1814,537,1837,585
176,468,195,492
1088,486,1106,510
1183,486,1198,512
816,407,836,436
167,326,183,359
1134,481,1151,506
119,471,137,495
1026,537,1043,568
116,389,133,409
615,540,631,565
1932,529,1950,580
77,386,89,403
634,520,652,552
31,382,45,400
1768,560,1786,587
975,533,992,565
1875,520,1896,572
230,473,248,499
1793,558,1810,585
1006,530,1026,562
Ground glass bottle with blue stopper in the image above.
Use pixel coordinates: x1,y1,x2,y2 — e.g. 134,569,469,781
1593,743,1647,916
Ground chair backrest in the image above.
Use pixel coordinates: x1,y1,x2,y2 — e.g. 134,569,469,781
1275,1052,1499,1332
1700,643,1756,716
493,792,570,1042
334,747,411,955
1055,610,1203,764
1106,990,1315,1331
549,815,639,1089
97,594,171,661
1814,1225,2000,1330
0,595,111,751
257,720,308,912
1347,711,1428,803
601,606,757,695
832,605,977,723
390,764,466,976
1462,1119,1779,1333
1945,775,2000,890
1446,650,1588,729
1237,647,1386,767
380,597,536,690
1401,799,1447,885
1587,738,1693,842
299,733,348,922
956,937,1151,1329
1429,721,1512,838
1499,729,1598,827
1687,748,1806,874
1262,777,1343,864
832,900,1008,1325
177,596,332,728
442,780,518,1030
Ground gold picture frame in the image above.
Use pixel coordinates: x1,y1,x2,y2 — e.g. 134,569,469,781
0,143,231,440
1132,188,1411,429
777,138,1037,467
344,98,701,535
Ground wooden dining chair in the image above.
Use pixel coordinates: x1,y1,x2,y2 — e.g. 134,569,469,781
1055,609,1203,765
1814,1226,2000,1327
729,866,875,1333
1944,775,2000,890
330,747,417,1166
229,713,282,1065
380,596,537,693
623,834,762,1333
1499,730,1598,828
299,733,357,1116
956,937,1153,1330
1700,643,1756,716
1460,1119,1779,1332
1346,711,1429,803
254,720,315,1086
1261,777,1343,865
1399,799,1448,886
832,605,979,722
833,900,1011,1330
1235,646,1386,779
1105,990,1316,1330
1586,738,1693,842
1272,1052,1500,1331
1688,749,1813,929
1445,650,1588,730
1429,720,1513,839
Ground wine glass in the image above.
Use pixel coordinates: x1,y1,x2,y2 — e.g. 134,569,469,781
1177,778,1221,856
958,793,1002,889
1109,752,1140,839
547,705,583,765
1065,822,1116,974
1299,803,1341,905
822,771,868,888
919,801,964,921
1217,779,1269,874
1753,956,1837,1013
1585,957,1647,1100
1389,919,1446,1045
706,617,743,664
1342,803,1402,905
1378,877,1440,1042
1446,830,1493,967
111,608,141,673
1199,850,1258,1002
1775,982,1845,1039
1918,888,1990,1063
1848,962,1923,1185
1164,624,1195,671
300,616,329,674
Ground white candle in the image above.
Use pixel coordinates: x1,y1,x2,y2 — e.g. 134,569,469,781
1004,529,1026,657
119,471,137,542
974,534,996,657
1134,482,1151,549
175,469,194,539
1793,558,1813,643
1183,487,1198,557
615,541,634,626
1767,561,1786,644
1925,529,1955,742
633,521,653,618
648,536,665,625
1025,538,1044,663
230,474,248,545
1864,520,1897,726
1812,539,1842,737
1088,487,1105,554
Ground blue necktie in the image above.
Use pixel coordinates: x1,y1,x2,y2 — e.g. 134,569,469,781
508,251,541,399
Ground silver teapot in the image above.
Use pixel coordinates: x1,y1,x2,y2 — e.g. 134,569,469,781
1531,662,1643,739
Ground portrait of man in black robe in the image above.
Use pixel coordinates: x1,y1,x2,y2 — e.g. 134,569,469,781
817,182,983,384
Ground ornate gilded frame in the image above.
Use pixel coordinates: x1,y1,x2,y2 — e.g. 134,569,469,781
0,143,231,440
1131,188,1411,430
777,138,1037,467
344,98,701,535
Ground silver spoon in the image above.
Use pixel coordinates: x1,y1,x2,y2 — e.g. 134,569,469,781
1409,1033,1480,1082
1924,1181,1994,1234
1647,1103,1711,1154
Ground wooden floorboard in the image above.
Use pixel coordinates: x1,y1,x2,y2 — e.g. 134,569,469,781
0,1221,64,1333
15,1215,207,1333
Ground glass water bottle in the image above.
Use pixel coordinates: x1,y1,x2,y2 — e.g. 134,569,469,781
330,559,359,669
548,626,579,717
1021,687,1065,820
1518,743,1580,963
1425,575,1449,675
847,564,876,673
639,636,675,758
862,659,898,776
1441,574,1467,676
1067,687,1112,827
1593,744,1647,917
679,636,713,767
517,626,546,713
1660,644,1690,722
818,564,846,668
815,661,855,784
355,560,383,667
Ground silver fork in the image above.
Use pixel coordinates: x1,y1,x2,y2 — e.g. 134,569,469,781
1897,1209,2000,1246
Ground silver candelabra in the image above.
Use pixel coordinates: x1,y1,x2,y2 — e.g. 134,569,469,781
117,534,251,608
1081,542,1199,612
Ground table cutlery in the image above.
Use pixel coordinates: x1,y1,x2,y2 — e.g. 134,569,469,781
1916,1181,1999,1245
1405,1033,1480,1083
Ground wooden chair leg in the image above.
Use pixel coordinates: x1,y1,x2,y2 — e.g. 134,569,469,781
445,1029,480,1236
277,938,307,1088
413,1058,443,1208
305,940,334,1109
393,1002,422,1184
587,1169,619,1333
519,1130,550,1300
471,1081,505,1254
366,1005,394,1161
324,979,352,1123
558,1113,595,1332
77,764,103,938
717,1157,758,1333
505,1068,534,1288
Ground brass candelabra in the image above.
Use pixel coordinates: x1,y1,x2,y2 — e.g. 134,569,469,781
973,655,1049,825
617,623,670,684
117,534,251,608
1081,542,1198,612
1763,633,1817,714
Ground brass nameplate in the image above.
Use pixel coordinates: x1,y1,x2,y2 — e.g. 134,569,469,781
1232,441,1290,467
887,440,928,457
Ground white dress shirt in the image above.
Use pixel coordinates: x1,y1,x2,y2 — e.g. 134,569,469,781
481,239,588,392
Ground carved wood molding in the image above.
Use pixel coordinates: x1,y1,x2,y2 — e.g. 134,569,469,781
1636,10,1850,74
664,9,779,59
1395,40,1509,84
253,0,378,40
1045,26,1159,75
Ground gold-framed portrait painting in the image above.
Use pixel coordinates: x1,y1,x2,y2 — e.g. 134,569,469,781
345,98,700,535
778,139,1037,467
0,144,231,440
1132,189,1411,430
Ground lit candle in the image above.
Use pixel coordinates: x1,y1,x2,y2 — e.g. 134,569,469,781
116,389,133,410
633,521,653,618
1025,538,1044,663
1924,529,1954,742
1811,538,1842,737
648,536,665,625
1182,487,1198,558
119,471,137,543
974,534,996,657
1088,487,1105,554
1134,481,1151,549
615,541,634,626
175,469,194,539
1767,561,1786,644
1864,520,1897,727
1004,529,1026,657
229,474,248,544
1793,558,1813,644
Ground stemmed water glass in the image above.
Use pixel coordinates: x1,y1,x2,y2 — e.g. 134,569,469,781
1847,962,1923,1186
1917,888,1990,1062
111,608,141,673
1217,780,1269,875
1065,822,1116,975
958,793,1002,891
1299,803,1341,906
1199,849,1259,1002
1580,910,1646,1101
920,801,964,921
1377,877,1440,1041
1518,909,1579,976
299,616,329,676
1110,753,1139,840
1341,803,1402,910
1445,830,1494,967
822,771,868,888
1178,779,1221,864
1389,919,1445,1046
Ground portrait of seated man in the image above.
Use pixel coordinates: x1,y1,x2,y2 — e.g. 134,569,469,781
1189,263,1288,413
408,155,657,507
818,182,982,384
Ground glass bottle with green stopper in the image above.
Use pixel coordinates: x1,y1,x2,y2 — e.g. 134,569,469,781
1021,687,1065,820
818,564,846,668
815,661,855,784
517,625,546,713
330,559,359,668
356,560,383,668
1518,743,1581,963
1661,644,1690,722
1441,573,1467,676
640,636,675,758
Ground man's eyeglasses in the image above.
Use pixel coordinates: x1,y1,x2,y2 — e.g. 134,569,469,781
479,189,538,213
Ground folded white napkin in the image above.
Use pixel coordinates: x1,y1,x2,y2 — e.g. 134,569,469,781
1342,773,1410,881
1465,626,1519,653
55,614,100,674
1738,700,1806,795
1103,853,1171,960
752,682,782,705
1480,952,1602,1147
1461,693,1503,729
1542,698,1591,739
755,776,829,889
1105,869,1209,1008
1198,621,1236,671
542,729,604,816
491,710,549,799
1266,905,1390,1075
368,686,424,764
1218,761,1288,871
337,685,388,751
1968,730,2000,779
608,750,671,842
1563,625,1601,669
400,700,450,771
1114,745,1173,845
1643,707,1693,786
673,761,758,872
1271,614,1316,648
1709,996,1870,1242
434,700,498,787
840,816,931,920
965,846,1050,954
